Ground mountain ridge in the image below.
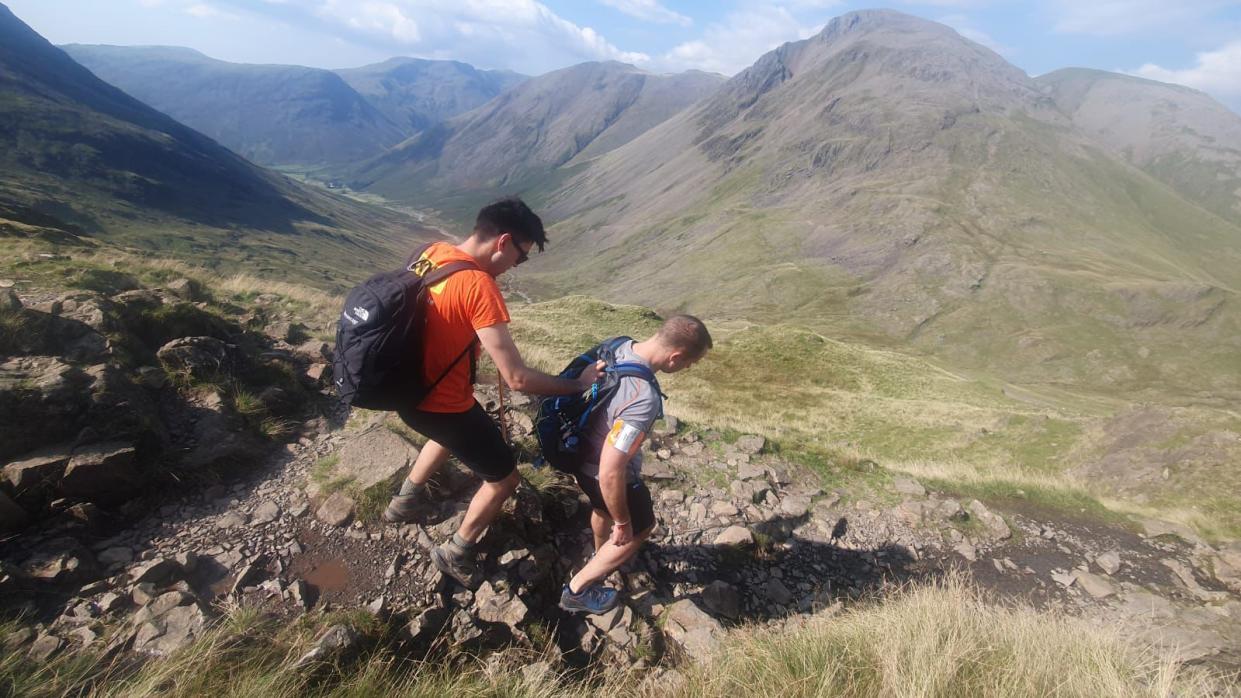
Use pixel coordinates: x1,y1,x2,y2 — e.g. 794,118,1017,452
62,43,407,167
0,3,430,286
511,9,1241,400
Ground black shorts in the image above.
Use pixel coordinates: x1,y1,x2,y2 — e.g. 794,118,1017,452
573,474,656,534
397,403,515,483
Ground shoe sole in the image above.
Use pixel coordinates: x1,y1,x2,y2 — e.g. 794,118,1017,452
431,546,480,590
559,596,620,615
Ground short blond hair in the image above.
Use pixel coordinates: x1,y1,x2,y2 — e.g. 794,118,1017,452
657,314,712,358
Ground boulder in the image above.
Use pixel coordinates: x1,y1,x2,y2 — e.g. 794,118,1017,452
132,591,197,624
23,539,99,586
734,434,765,455
403,604,451,646
1139,518,1206,546
780,494,812,518
0,358,92,463
663,599,724,662
702,580,741,619
165,278,203,302
112,289,164,310
893,477,926,497
59,442,141,502
966,500,1011,543
1211,543,1241,592
130,558,182,586
331,427,417,491
475,581,529,628
765,578,794,606
3,446,71,494
736,463,767,481
713,525,754,547
180,391,263,470
157,337,229,380
133,604,209,656
251,501,281,525
294,624,361,668
82,364,161,444
1095,551,1122,576
1073,572,1116,599
28,634,62,662
316,492,356,527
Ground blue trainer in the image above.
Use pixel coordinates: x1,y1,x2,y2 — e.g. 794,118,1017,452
559,583,620,614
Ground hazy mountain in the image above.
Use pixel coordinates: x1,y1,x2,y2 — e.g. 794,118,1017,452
1038,68,1241,226
62,44,406,167
1,4,428,285
335,57,526,133
518,10,1241,397
351,61,725,206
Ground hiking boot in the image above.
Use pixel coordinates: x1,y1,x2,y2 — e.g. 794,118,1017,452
431,541,481,589
559,583,619,614
382,487,427,524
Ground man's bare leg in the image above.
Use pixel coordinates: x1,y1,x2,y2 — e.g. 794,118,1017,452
456,470,519,543
432,470,519,588
408,439,451,485
568,524,653,593
590,509,611,551
383,440,451,523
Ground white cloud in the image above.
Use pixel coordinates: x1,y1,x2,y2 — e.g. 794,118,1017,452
1131,40,1241,109
185,3,238,19
1051,0,1229,36
937,13,1011,56
292,0,647,73
660,5,822,75
600,0,691,27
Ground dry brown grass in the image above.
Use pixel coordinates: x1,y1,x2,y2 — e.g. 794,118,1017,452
671,573,1230,698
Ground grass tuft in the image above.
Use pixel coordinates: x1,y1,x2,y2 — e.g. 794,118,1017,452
675,573,1224,698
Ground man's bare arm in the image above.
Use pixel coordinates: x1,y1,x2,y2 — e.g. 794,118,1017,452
477,323,601,395
597,443,634,545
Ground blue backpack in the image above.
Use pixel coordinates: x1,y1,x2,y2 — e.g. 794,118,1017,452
535,336,664,474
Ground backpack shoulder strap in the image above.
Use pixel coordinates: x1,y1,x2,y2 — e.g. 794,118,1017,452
405,242,481,286
420,260,477,286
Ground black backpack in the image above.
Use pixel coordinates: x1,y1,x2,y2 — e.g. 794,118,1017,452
333,243,477,411
535,336,663,474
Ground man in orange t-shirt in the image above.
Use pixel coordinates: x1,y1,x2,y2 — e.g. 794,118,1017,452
382,197,602,589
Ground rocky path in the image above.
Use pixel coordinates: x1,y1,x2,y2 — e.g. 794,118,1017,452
2,277,1240,675
7,386,1241,672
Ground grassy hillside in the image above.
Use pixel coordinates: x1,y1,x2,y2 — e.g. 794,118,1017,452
507,295,1241,538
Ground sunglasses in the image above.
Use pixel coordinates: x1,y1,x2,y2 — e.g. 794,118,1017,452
507,235,530,266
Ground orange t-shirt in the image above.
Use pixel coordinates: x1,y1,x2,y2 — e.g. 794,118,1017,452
415,242,509,412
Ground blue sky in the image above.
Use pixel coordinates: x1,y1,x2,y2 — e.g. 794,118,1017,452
9,0,1241,112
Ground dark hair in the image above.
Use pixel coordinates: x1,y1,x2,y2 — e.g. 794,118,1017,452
474,197,547,252
657,314,712,358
